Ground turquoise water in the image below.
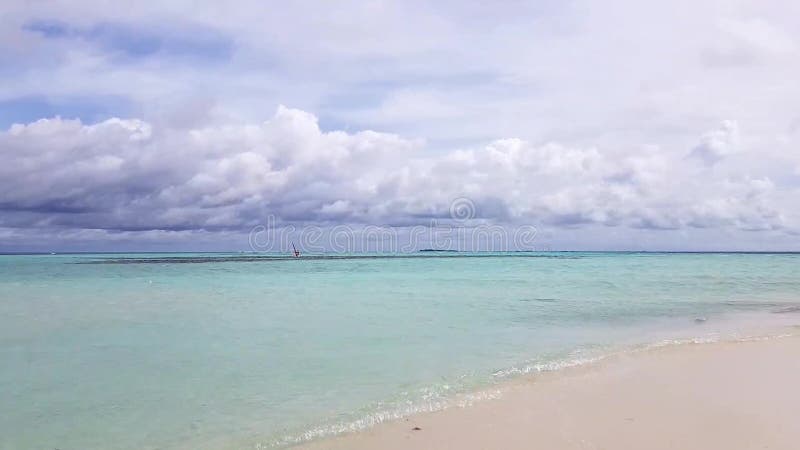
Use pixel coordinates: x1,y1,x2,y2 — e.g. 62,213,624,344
1,252,799,449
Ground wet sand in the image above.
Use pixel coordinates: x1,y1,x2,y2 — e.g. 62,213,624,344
297,333,800,450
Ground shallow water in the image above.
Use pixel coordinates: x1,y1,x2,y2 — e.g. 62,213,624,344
1,252,799,449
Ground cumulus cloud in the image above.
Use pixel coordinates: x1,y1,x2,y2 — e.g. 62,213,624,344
1,107,795,249
1,107,412,230
689,120,740,164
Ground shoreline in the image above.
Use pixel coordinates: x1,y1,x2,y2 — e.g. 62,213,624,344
293,328,800,450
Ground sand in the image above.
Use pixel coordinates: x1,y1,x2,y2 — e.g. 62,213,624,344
296,333,800,450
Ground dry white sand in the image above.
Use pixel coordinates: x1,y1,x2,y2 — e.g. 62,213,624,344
296,333,800,450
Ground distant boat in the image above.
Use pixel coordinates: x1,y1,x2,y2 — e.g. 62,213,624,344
291,242,301,258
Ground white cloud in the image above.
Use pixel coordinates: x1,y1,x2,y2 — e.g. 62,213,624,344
689,120,740,164
1,107,796,250
718,17,796,54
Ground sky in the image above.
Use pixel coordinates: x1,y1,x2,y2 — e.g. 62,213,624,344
1,0,799,252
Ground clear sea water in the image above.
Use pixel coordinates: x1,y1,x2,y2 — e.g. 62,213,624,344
1,252,799,450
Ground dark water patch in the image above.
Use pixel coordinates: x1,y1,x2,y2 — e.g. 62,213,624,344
723,300,783,308
75,254,583,265
722,300,800,314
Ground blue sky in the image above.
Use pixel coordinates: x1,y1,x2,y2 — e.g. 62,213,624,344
1,1,799,251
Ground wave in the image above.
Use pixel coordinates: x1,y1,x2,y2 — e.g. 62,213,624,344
260,324,798,449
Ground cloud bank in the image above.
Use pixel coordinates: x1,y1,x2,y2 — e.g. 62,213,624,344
2,107,797,251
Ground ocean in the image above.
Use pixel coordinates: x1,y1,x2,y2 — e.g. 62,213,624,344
1,252,798,449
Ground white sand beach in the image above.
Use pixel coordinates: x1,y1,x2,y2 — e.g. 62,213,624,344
298,333,800,450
